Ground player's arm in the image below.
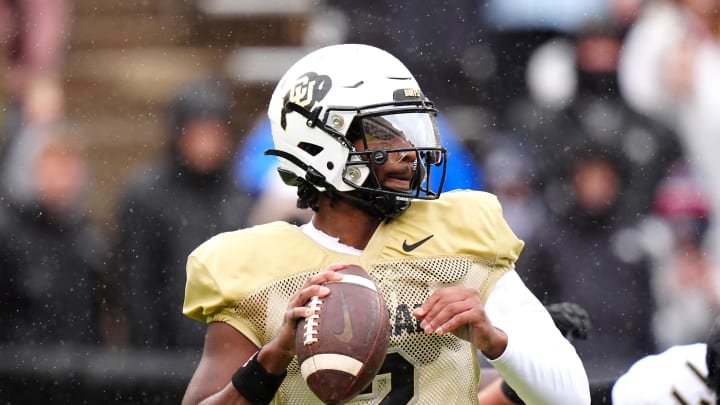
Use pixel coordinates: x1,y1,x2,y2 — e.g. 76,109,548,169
183,322,300,405
182,267,345,405
482,270,591,405
414,270,589,404
182,322,259,405
478,301,594,405
477,378,520,405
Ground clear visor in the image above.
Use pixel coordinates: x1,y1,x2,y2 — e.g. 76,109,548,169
359,112,443,165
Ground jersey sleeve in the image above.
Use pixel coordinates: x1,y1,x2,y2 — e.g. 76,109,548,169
486,271,591,404
183,253,223,323
184,249,264,347
441,190,524,269
182,223,347,349
487,193,524,269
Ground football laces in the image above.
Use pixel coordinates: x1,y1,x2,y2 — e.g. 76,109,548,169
303,296,323,345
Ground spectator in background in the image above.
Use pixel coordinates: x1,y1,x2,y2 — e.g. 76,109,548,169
517,143,657,381
518,21,681,222
481,138,546,243
640,161,720,350
114,76,254,351
619,0,720,263
478,0,607,125
325,0,484,108
0,0,69,150
327,0,641,114
0,129,106,346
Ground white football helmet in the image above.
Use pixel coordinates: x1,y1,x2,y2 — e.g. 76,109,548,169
266,44,447,217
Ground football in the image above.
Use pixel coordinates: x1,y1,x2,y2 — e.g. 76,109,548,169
296,264,391,404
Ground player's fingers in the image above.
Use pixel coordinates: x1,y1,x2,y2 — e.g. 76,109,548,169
422,299,476,334
324,263,348,272
435,306,489,336
412,286,458,319
276,304,323,356
289,306,316,322
289,265,349,320
414,286,476,324
285,284,332,332
301,264,347,289
435,310,475,338
294,284,331,309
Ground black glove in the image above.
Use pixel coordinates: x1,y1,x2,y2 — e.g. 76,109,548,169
545,302,592,341
706,316,720,401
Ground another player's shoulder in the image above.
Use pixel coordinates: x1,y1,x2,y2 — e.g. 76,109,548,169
634,343,706,368
618,343,707,381
612,343,710,405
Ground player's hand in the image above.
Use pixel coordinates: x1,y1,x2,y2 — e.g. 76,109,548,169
412,285,507,359
268,264,346,360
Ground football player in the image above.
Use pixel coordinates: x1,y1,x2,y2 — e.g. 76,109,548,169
610,315,720,405
181,44,589,404
480,315,720,405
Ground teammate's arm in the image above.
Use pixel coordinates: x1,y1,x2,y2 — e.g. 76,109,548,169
477,378,520,405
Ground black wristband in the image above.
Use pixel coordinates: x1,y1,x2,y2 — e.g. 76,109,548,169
500,380,526,405
231,350,287,405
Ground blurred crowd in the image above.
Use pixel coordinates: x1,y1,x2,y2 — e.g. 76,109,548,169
1,0,719,389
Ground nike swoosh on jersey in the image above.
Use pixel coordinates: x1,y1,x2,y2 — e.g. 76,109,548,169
332,292,353,343
402,235,434,252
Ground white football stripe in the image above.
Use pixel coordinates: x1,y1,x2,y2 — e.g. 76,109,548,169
300,353,364,379
336,274,377,291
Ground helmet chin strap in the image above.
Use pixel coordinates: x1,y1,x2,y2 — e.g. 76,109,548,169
333,188,409,219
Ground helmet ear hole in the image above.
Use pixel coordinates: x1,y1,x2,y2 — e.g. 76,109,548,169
298,142,324,156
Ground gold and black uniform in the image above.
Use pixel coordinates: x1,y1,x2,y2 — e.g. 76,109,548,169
184,190,523,404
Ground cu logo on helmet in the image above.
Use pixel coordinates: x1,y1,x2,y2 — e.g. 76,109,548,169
281,72,332,129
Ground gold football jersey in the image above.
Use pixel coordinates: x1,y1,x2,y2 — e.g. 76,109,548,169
184,190,523,404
